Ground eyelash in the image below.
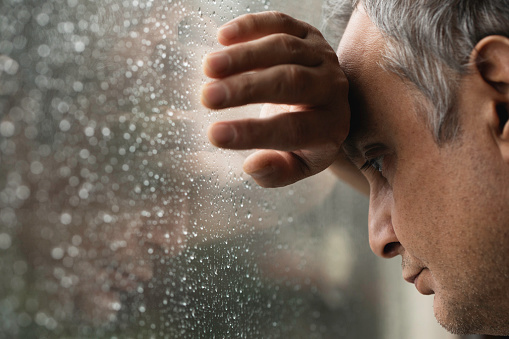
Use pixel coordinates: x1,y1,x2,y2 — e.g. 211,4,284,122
360,155,384,175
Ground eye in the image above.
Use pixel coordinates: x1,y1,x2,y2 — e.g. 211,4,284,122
361,155,385,174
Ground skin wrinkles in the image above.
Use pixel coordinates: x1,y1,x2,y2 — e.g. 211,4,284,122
340,8,509,335
202,6,509,335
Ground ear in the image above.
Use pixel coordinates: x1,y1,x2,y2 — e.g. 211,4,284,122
472,36,509,163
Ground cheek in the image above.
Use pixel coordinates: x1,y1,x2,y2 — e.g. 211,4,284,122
391,155,454,262
392,145,500,272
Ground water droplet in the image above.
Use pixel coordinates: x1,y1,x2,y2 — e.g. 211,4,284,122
37,44,51,58
0,233,12,250
51,247,64,260
0,121,15,137
60,213,72,225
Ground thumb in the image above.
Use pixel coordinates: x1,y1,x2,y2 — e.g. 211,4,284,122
243,149,330,187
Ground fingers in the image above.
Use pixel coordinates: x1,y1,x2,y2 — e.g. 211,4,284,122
207,110,346,151
202,12,350,188
217,11,313,45
202,64,338,109
204,33,323,78
242,149,331,188
202,11,342,110
202,10,341,110
243,150,307,187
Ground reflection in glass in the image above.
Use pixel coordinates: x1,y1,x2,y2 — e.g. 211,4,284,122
1,0,386,337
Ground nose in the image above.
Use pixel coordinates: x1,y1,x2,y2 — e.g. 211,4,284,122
368,187,402,258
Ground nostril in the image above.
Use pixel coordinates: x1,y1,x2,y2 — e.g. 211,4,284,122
383,242,400,257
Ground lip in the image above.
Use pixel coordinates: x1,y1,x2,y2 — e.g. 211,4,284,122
403,268,423,285
404,268,434,295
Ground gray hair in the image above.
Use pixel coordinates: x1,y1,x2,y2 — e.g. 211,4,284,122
322,0,509,142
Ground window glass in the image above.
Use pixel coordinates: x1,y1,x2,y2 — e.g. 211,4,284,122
0,0,461,338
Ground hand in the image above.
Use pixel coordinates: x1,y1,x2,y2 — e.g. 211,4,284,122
202,11,350,187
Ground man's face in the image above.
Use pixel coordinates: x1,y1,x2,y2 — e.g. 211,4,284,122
338,8,509,335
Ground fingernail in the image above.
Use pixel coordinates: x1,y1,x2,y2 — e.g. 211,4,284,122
245,165,274,179
202,82,227,107
219,23,238,41
205,52,230,75
209,123,236,145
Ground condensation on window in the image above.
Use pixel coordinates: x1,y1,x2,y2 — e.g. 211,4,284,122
0,0,446,338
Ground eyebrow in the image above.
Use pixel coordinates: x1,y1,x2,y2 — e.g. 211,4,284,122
342,128,370,165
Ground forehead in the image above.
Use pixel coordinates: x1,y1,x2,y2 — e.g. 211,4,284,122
337,8,424,161
337,8,382,79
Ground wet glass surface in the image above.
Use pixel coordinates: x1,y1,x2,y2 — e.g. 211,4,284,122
0,0,451,338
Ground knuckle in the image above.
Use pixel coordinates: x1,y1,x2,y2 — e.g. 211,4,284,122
309,25,324,38
287,120,306,147
268,68,292,101
241,74,257,103
286,65,309,97
273,74,286,100
240,13,258,32
242,47,256,69
278,35,301,60
270,11,290,24
270,11,309,38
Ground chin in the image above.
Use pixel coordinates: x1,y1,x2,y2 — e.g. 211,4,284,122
433,293,509,336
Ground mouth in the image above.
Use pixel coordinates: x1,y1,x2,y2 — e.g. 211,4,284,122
403,268,434,295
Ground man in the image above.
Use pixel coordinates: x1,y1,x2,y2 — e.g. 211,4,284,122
201,0,509,336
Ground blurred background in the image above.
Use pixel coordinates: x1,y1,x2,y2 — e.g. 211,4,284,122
0,0,487,338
